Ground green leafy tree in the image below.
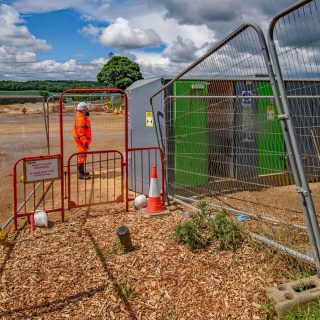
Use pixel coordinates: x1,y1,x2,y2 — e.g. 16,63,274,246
39,90,49,100
97,56,143,89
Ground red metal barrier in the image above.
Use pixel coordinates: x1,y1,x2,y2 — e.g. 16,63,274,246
59,88,129,212
9,87,166,232
128,147,165,204
13,154,63,231
67,150,125,209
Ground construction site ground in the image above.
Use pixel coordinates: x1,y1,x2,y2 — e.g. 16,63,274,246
0,201,315,320
0,103,318,319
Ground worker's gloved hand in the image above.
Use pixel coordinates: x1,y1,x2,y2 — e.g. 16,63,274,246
83,143,89,149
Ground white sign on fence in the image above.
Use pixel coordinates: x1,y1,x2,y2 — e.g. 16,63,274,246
24,156,61,183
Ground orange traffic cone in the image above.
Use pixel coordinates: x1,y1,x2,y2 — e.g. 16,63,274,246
147,166,164,213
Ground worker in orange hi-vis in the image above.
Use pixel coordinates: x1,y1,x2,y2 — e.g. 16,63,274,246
73,102,92,180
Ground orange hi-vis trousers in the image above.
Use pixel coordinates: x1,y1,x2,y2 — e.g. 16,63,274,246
76,143,88,164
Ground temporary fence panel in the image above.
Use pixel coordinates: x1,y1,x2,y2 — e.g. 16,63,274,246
233,80,259,181
257,81,284,175
173,80,208,187
268,0,320,270
209,81,234,179
128,147,165,204
285,81,320,177
67,150,124,209
150,22,320,268
0,96,49,227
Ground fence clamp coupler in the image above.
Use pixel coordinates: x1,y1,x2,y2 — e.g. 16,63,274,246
278,113,289,121
296,187,309,197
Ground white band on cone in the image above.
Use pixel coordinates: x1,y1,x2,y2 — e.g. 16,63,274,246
149,178,160,197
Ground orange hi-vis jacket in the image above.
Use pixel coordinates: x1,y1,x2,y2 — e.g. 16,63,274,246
72,111,92,146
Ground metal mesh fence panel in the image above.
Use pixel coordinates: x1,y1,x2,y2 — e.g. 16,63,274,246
151,24,318,265
271,0,320,195
0,96,48,225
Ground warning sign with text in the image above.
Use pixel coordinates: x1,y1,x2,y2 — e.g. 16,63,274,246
24,156,61,183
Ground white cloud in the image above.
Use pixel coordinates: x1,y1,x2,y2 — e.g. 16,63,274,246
0,57,107,81
4,0,300,81
13,0,112,21
130,50,187,78
131,11,216,48
80,24,102,39
0,4,50,51
0,46,37,62
99,18,161,48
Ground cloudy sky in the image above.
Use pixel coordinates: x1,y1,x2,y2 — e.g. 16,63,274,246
0,0,296,81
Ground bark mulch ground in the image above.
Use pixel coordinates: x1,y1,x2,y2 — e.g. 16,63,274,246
0,203,315,319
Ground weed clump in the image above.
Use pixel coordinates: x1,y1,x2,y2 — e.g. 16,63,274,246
109,238,126,255
174,221,206,251
174,202,242,252
209,210,242,251
120,276,136,301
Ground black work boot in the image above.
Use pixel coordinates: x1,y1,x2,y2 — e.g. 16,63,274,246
83,164,90,177
78,163,90,180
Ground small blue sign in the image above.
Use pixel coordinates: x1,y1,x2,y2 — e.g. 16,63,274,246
242,91,252,107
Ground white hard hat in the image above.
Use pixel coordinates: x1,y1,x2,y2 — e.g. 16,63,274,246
76,102,89,111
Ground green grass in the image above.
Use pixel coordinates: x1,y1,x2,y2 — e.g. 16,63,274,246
284,303,320,319
120,276,136,301
0,90,41,96
108,238,126,255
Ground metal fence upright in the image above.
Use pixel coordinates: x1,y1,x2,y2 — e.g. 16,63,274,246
268,0,320,273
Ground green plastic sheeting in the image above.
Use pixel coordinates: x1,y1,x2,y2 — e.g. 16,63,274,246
173,81,208,188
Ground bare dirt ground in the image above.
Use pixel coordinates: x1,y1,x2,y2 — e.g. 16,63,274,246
0,202,313,320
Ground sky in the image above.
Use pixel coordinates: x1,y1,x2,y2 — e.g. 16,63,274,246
0,0,297,81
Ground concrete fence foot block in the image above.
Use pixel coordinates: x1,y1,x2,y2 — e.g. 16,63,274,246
266,275,320,317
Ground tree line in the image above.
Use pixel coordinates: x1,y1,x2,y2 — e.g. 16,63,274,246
0,80,103,92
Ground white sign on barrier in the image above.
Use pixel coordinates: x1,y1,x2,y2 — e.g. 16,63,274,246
24,156,61,183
